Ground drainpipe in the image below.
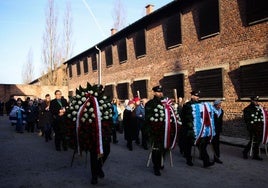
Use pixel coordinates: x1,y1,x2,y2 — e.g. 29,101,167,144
95,46,101,86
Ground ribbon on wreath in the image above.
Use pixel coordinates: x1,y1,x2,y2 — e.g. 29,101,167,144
76,93,103,155
192,102,215,145
260,107,268,144
161,98,178,150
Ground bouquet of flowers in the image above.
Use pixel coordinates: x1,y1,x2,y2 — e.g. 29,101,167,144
66,82,113,154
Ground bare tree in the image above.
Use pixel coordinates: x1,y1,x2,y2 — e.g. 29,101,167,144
112,0,126,30
62,0,73,61
22,48,34,84
41,0,61,85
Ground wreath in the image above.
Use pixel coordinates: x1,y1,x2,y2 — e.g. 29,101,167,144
66,82,112,154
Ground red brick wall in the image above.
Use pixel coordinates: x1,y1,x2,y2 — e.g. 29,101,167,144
67,0,268,138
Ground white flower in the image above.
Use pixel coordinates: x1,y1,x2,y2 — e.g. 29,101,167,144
83,108,87,112
102,96,107,100
103,104,107,108
154,108,158,112
99,106,103,110
99,100,104,104
70,106,74,110
154,119,158,122
83,113,89,118
104,116,109,119
72,100,76,105
88,119,93,123
155,113,159,117
72,111,77,116
76,94,81,99
89,90,93,94
94,92,98,96
109,114,112,117
67,114,71,118
81,97,86,102
75,105,80,110
160,113,165,117
104,111,109,115
81,92,85,96
251,114,254,117
157,104,164,109
72,117,77,121
86,102,90,106
89,108,94,112
91,114,95,118
78,101,82,105
150,117,155,121
81,117,86,122
159,117,163,121
250,121,254,124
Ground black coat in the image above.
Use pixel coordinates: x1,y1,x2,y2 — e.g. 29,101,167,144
123,107,138,141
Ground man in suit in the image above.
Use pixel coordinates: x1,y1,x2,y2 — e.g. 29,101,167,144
50,90,68,151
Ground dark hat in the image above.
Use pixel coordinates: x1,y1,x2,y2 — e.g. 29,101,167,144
190,90,200,97
152,85,163,92
250,96,259,101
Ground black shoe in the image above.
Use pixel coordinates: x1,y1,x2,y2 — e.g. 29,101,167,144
214,157,223,164
113,140,118,144
186,160,193,166
252,156,263,161
154,169,161,176
242,151,248,159
91,178,98,185
204,161,214,168
160,165,164,170
98,169,105,178
135,140,140,145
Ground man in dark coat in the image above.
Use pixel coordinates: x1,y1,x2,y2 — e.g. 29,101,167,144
50,90,68,151
212,100,224,164
145,85,164,176
181,91,214,167
242,96,263,160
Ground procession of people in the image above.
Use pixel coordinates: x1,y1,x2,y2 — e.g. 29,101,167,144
2,84,268,185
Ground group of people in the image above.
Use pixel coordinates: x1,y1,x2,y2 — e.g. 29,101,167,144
4,86,266,184
7,90,69,150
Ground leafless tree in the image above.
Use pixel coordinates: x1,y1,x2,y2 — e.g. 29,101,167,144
40,0,73,86
22,48,34,84
112,0,126,30
41,0,60,85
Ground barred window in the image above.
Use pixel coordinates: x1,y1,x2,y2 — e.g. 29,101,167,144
68,64,72,78
117,38,127,63
134,29,146,58
116,82,129,100
245,0,268,25
164,14,182,49
104,84,114,99
195,68,224,98
105,45,113,67
162,74,184,99
132,79,148,98
198,0,220,39
76,61,81,76
91,54,97,71
83,58,88,74
240,62,268,98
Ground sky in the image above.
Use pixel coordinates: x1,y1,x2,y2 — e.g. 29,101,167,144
0,0,172,84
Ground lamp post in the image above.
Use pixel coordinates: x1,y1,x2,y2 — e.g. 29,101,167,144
95,46,101,86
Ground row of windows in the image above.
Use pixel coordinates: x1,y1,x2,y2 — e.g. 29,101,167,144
68,0,267,78
101,62,267,100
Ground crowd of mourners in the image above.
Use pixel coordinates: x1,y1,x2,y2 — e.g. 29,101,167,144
1,86,266,185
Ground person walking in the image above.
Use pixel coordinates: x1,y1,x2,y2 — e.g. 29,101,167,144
242,96,263,160
212,100,224,164
136,98,148,149
181,91,214,168
50,90,68,151
39,94,53,142
111,98,119,144
25,100,39,133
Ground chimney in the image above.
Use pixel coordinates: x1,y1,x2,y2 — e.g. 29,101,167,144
111,28,117,35
145,4,154,15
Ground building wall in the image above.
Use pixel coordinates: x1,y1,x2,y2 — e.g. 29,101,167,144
66,0,268,138
0,84,68,103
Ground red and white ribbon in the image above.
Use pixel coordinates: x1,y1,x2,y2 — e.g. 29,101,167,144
194,103,213,145
161,98,178,150
76,94,103,155
261,107,268,144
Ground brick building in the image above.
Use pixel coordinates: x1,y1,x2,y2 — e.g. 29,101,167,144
64,0,268,138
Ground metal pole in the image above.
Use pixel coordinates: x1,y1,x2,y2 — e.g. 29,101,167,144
95,46,101,85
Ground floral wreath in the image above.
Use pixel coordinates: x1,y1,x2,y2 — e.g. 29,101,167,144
66,82,112,155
